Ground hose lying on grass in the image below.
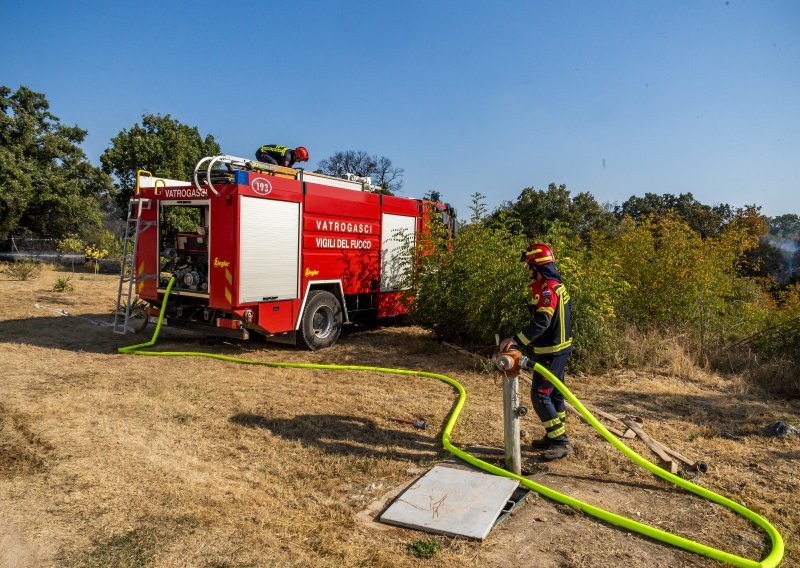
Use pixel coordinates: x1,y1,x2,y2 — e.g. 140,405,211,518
119,279,784,567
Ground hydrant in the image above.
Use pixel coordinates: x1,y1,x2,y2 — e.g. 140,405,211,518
492,344,530,475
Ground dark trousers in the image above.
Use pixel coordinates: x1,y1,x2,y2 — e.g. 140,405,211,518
531,352,570,444
256,151,279,165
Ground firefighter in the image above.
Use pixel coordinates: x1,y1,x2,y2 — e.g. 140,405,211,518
500,242,574,460
255,144,310,167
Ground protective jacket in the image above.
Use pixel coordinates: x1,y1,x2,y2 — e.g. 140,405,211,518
256,144,297,167
513,263,573,355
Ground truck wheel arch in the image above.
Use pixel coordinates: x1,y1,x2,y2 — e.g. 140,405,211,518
296,280,348,327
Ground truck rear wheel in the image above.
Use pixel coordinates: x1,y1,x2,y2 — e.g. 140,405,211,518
299,290,343,350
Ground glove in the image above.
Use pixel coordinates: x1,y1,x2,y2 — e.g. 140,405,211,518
499,337,518,352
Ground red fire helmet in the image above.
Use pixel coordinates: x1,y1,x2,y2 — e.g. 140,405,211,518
294,146,309,161
521,242,555,265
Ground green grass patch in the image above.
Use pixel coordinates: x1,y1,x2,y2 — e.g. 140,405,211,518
407,538,440,559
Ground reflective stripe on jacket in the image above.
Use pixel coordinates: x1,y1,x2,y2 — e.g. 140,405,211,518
514,278,573,355
259,144,289,156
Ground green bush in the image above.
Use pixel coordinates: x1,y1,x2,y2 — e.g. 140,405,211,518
407,538,440,559
52,275,74,292
113,296,149,319
407,197,621,371
406,196,797,380
545,225,627,371
408,211,528,348
602,212,769,353
57,234,84,254
745,283,800,362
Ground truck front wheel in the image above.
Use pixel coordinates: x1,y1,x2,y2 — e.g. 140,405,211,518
299,290,343,350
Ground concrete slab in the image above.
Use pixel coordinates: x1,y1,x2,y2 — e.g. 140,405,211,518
379,465,519,540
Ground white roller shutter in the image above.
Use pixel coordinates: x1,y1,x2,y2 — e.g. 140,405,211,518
381,213,416,292
239,197,300,302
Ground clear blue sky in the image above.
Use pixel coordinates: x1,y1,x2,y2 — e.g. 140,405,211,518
2,0,798,218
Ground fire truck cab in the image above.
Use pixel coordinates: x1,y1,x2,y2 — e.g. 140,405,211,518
127,156,455,350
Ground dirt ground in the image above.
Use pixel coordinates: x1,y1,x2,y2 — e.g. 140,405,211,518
1,267,798,567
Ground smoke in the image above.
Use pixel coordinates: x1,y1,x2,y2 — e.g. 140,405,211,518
768,237,799,256
766,237,800,277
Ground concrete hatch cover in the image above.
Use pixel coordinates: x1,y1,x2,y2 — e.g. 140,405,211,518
379,465,519,540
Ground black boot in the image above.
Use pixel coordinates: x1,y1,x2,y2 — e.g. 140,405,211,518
530,436,551,450
541,443,573,460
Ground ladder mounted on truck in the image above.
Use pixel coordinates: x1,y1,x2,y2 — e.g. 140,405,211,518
113,170,158,334
193,154,379,197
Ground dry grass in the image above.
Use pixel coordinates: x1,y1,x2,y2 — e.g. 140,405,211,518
0,402,54,477
711,348,800,398
1,267,798,567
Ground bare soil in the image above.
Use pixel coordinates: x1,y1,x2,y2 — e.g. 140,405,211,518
1,267,798,567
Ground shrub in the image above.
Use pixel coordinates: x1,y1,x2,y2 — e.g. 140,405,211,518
406,196,621,372
85,245,109,275
602,213,766,352
408,209,528,348
52,275,74,292
546,225,627,371
2,260,42,281
113,296,149,319
407,538,440,559
405,195,797,380
57,234,84,254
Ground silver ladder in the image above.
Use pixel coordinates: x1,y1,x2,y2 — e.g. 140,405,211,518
113,197,156,334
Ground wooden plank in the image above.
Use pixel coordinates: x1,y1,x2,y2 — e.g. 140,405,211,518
622,417,679,475
647,438,708,473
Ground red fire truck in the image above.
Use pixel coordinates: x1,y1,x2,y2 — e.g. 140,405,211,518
115,155,456,350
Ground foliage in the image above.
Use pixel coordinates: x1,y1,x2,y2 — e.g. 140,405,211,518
0,85,114,241
745,283,800,362
407,185,797,378
769,214,800,238
407,538,440,559
758,226,800,283
545,225,628,370
2,260,42,281
85,245,108,275
52,275,74,292
745,240,786,278
100,113,221,217
159,204,202,234
616,192,734,238
407,194,528,347
601,211,765,354
57,234,85,253
113,296,149,319
316,150,403,194
408,196,623,371
488,183,615,241
91,229,123,258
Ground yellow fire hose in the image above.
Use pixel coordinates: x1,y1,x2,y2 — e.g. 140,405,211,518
120,278,784,567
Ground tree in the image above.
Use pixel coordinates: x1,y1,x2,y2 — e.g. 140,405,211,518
743,240,787,280
488,183,615,239
316,150,403,194
616,192,733,237
768,214,800,238
100,114,221,216
0,85,113,240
